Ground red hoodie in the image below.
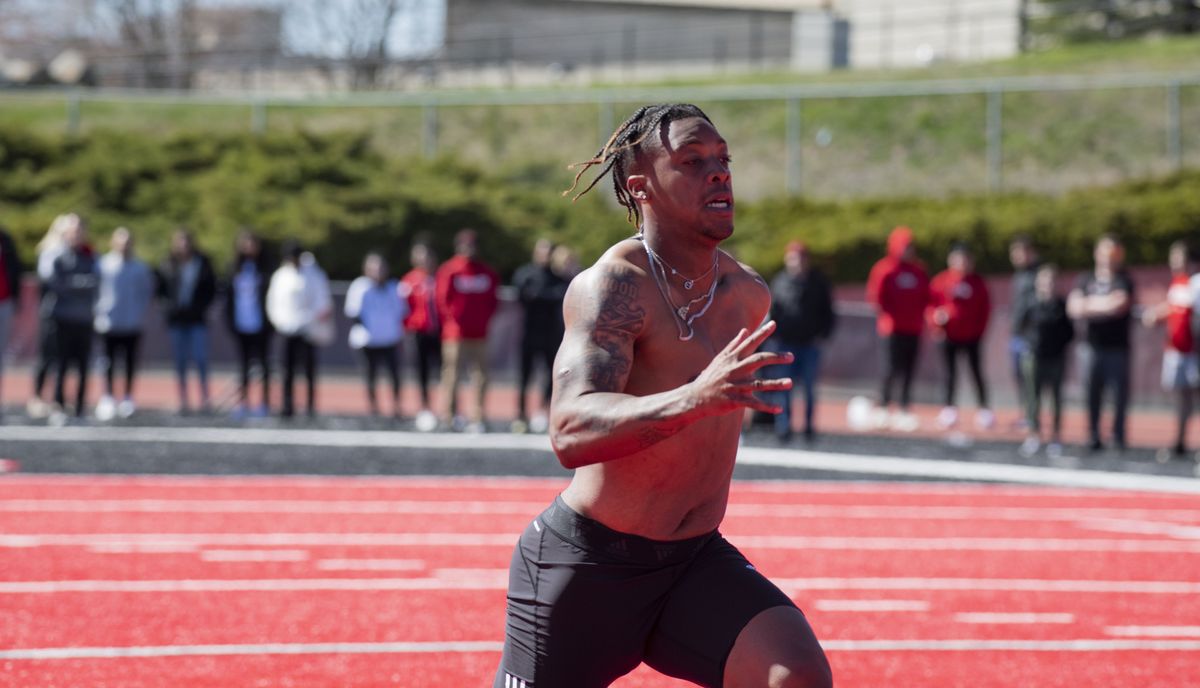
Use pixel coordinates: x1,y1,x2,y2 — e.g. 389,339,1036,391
1165,273,1194,354
400,267,439,335
928,268,991,343
866,227,930,337
436,255,499,341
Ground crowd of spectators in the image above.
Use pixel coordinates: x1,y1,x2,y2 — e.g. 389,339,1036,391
0,216,1195,459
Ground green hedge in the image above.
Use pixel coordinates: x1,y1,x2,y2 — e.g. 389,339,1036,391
2,126,1198,282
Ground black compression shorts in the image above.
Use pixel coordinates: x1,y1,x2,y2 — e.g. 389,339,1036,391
494,496,798,688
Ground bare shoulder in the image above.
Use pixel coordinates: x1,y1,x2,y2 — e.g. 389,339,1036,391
563,239,651,334
722,252,771,319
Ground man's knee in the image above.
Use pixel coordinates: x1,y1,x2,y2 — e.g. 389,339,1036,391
764,657,833,688
725,606,832,688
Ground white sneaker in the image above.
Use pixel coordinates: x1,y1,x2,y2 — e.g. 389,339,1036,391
117,398,136,419
95,395,116,422
529,413,549,434
936,406,959,430
1019,436,1041,458
47,405,68,427
465,421,486,434
890,411,920,433
975,408,997,431
1046,442,1064,460
26,398,49,419
869,407,891,430
415,410,438,433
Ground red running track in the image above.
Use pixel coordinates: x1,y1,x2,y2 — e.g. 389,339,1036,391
1,476,1199,687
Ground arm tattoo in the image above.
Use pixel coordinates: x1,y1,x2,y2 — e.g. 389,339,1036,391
584,269,645,393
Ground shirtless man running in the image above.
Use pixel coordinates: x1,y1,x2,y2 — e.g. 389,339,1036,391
494,104,832,688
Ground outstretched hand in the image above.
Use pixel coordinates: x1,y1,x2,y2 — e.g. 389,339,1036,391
688,320,794,416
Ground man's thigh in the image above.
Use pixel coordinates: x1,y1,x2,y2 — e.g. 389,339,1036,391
644,535,801,687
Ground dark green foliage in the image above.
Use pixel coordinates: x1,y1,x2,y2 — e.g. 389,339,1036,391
1,125,1197,284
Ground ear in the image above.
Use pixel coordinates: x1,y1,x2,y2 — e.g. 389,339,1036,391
626,174,649,201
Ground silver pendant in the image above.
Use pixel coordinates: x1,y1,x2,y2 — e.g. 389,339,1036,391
677,306,689,318
683,279,694,290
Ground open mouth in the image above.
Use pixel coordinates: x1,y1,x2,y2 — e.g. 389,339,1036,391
705,195,734,210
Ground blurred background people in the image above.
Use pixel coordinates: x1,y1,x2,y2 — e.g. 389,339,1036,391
27,214,75,418
1069,234,1135,453
400,242,442,432
866,226,930,432
1008,235,1040,430
267,241,325,419
1142,240,1198,461
436,229,498,432
345,251,408,419
1017,264,1074,459
767,240,836,442
928,243,994,431
0,223,22,415
224,229,274,419
157,228,216,414
94,227,153,421
511,238,567,433
46,216,98,420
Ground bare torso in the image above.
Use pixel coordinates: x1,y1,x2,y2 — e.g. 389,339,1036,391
554,238,771,540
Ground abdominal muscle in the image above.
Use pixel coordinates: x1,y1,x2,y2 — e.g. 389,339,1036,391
559,412,743,541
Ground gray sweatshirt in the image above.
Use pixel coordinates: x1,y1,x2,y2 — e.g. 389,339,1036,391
95,252,154,334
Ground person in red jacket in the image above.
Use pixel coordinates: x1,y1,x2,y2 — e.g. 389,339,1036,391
928,243,994,431
1142,240,1198,460
400,241,442,432
436,229,499,432
866,226,930,431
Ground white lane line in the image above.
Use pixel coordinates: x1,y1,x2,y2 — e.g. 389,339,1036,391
2,532,1197,553
777,577,1200,594
3,639,1200,661
955,613,1075,625
1105,626,1200,638
0,641,504,660
87,543,199,554
2,575,1197,595
1078,518,1200,541
814,599,931,612
316,559,425,572
6,424,1200,494
199,550,309,563
5,499,1199,524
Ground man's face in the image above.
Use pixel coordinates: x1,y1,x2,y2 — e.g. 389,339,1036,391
533,239,553,266
172,232,192,257
784,248,807,274
635,117,734,241
1009,243,1032,269
111,229,130,255
1095,239,1122,271
365,255,386,282
949,250,972,273
457,236,478,259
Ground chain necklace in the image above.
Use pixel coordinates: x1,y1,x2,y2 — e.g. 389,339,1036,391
645,244,718,290
639,235,720,341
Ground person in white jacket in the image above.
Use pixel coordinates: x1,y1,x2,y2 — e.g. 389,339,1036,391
344,252,409,418
267,241,329,418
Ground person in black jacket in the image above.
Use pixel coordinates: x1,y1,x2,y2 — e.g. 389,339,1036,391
766,241,836,442
0,225,24,414
511,238,569,433
224,229,274,419
1018,264,1074,458
1007,235,1039,429
157,228,217,414
46,218,99,419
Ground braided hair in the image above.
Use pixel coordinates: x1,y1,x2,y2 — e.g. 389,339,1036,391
563,103,712,227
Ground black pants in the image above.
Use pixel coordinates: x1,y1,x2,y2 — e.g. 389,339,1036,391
53,320,92,415
361,344,400,412
941,338,988,408
102,332,141,399
412,331,441,408
33,317,58,398
881,333,920,409
1022,354,1065,437
1086,347,1130,447
517,337,558,419
281,334,316,417
236,331,272,407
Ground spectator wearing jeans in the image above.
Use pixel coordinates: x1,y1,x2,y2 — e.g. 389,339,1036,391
866,226,930,432
157,229,216,414
94,227,153,421
436,229,499,433
1142,240,1198,460
46,217,98,419
1069,234,1135,453
0,224,22,415
511,238,569,434
400,242,442,432
928,243,994,431
766,240,836,442
345,252,408,419
225,230,275,419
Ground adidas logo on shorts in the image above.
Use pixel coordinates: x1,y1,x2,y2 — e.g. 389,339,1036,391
503,672,530,688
